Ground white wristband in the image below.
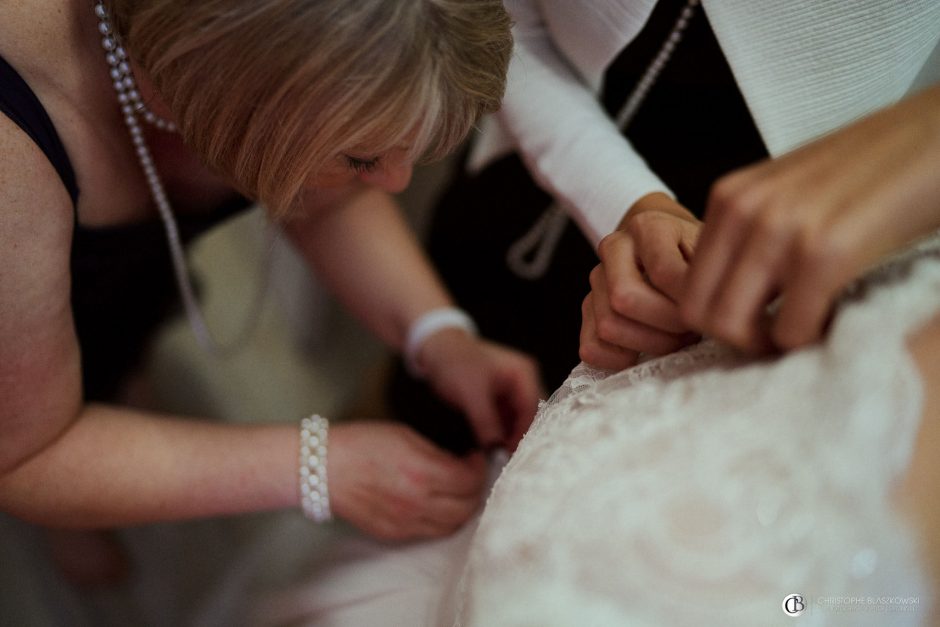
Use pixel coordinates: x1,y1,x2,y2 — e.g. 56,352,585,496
404,307,478,378
299,415,332,523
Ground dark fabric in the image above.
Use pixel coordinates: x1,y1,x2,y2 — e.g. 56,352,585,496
601,0,768,212
0,54,79,205
0,52,250,401
71,200,249,401
386,154,596,454
385,0,769,454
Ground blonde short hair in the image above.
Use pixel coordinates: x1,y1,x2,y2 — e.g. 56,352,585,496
108,0,512,213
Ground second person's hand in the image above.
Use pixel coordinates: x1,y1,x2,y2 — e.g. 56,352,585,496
579,192,702,370
328,421,487,541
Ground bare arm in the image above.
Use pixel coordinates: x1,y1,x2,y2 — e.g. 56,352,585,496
0,115,300,527
282,186,455,351
283,186,542,449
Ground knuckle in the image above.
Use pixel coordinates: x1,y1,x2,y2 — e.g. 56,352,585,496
597,230,627,256
644,257,679,289
625,210,654,235
581,293,594,319
578,342,604,366
751,207,789,241
708,178,760,223
594,315,620,344
607,285,639,315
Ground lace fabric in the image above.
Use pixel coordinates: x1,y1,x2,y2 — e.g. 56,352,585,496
454,239,940,626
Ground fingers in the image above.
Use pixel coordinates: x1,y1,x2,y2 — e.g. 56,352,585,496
497,359,542,450
681,170,846,353
626,210,698,303
579,291,639,370
328,422,487,541
702,210,791,352
579,214,700,369
417,493,482,536
589,265,691,355
396,449,485,537
460,390,505,448
417,444,487,497
681,175,755,331
770,236,853,350
597,231,688,333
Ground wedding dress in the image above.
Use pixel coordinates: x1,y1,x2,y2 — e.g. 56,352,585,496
453,238,940,626
252,238,938,627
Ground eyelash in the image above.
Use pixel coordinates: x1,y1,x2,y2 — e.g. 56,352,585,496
345,156,380,174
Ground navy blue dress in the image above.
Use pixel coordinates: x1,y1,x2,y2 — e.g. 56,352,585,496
0,54,250,401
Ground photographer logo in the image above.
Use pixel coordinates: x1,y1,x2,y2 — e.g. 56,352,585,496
783,594,806,617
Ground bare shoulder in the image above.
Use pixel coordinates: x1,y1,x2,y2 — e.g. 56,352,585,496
0,111,82,472
0,0,76,66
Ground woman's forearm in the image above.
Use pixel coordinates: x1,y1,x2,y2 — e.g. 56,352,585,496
284,186,455,351
0,402,297,528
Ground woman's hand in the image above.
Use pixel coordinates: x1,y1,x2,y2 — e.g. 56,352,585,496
681,85,940,353
328,421,486,540
418,330,543,451
579,192,702,370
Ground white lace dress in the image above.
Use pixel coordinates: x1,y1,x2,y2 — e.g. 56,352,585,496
453,240,940,626
249,241,938,627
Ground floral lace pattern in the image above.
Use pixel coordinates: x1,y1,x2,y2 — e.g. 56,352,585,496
455,239,940,626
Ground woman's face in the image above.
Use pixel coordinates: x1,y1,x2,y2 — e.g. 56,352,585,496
309,147,414,193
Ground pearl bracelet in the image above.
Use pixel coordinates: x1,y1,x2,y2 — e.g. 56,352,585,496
404,307,478,378
299,415,332,523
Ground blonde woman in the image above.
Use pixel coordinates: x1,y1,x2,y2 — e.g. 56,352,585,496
0,0,540,582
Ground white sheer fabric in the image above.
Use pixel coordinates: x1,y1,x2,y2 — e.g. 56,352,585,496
454,239,940,626
249,240,939,627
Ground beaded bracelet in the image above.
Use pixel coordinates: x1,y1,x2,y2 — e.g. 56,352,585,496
404,307,478,378
299,415,332,522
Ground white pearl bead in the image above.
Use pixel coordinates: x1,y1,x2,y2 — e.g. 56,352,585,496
101,37,115,50
98,21,111,35
95,4,107,19
106,52,118,66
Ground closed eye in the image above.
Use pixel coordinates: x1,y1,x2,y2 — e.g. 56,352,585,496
345,155,380,173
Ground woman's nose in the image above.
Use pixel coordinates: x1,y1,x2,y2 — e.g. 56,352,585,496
360,158,413,193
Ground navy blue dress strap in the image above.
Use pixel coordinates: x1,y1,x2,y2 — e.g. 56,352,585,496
0,53,80,206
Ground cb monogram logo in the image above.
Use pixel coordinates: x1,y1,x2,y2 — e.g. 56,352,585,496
782,593,806,617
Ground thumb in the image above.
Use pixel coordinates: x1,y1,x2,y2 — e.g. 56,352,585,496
462,382,505,448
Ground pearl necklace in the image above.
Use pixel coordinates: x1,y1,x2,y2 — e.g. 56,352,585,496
506,0,700,280
95,3,177,132
94,2,268,355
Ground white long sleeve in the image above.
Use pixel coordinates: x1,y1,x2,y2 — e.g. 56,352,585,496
491,0,671,248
